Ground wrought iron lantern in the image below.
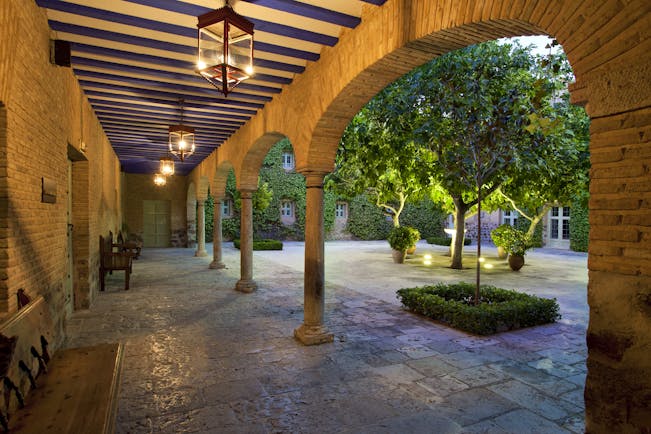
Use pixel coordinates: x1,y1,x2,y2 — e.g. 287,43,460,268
169,100,195,162
159,155,175,176
153,173,167,186
196,1,254,96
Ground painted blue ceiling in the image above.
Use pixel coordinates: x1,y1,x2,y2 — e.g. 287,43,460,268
36,0,387,175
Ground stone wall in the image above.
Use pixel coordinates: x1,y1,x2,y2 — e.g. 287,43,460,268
0,1,122,345
122,174,187,247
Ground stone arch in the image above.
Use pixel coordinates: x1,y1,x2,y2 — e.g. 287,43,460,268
197,176,210,201
298,3,650,431
186,182,197,248
213,160,235,201
194,2,650,429
238,132,287,190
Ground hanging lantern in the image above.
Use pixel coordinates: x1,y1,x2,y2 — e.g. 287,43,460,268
196,2,254,96
153,173,167,186
169,99,195,161
159,155,175,176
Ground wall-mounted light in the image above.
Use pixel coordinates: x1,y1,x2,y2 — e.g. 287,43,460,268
196,1,254,96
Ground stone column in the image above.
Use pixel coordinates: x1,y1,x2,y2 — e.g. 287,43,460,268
195,200,208,257
294,173,334,345
235,190,257,292
209,198,226,269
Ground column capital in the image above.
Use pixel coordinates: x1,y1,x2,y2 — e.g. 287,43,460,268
238,189,255,199
298,170,329,188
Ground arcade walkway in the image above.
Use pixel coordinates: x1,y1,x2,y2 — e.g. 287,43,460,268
67,242,587,433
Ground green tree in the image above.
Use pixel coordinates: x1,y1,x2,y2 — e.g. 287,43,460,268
398,41,553,271
327,92,433,228
497,92,590,240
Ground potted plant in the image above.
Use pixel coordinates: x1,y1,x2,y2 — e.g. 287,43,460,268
405,226,421,255
501,226,532,271
490,224,511,259
388,226,420,264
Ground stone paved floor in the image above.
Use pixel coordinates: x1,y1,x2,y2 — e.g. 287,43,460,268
67,241,587,433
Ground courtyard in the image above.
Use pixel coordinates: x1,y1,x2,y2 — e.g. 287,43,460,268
70,241,588,433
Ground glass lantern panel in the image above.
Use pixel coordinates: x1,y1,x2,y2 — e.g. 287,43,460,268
227,24,252,74
199,24,225,66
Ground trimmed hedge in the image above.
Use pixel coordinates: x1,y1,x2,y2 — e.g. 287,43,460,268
233,239,283,250
396,282,560,335
426,236,471,246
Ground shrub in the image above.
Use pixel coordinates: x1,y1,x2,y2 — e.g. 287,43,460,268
387,226,420,252
233,239,283,250
490,224,511,247
494,225,532,256
396,282,560,335
426,236,471,246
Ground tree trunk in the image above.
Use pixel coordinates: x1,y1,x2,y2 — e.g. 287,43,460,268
526,205,551,240
450,198,467,269
392,213,400,227
475,185,482,305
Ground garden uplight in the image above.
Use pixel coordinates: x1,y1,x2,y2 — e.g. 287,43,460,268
484,263,494,269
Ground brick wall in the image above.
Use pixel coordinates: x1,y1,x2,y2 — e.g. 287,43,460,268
0,0,122,347
123,174,187,247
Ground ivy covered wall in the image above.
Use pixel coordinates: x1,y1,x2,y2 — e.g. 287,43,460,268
569,198,589,252
204,139,447,242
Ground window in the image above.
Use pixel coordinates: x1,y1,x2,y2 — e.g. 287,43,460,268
282,152,294,170
549,206,571,243
280,200,294,217
335,202,347,219
502,210,519,226
280,200,295,225
221,198,233,218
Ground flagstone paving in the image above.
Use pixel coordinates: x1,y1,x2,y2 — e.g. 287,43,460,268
66,241,587,433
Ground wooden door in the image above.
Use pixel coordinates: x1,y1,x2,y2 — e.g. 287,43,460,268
143,200,171,247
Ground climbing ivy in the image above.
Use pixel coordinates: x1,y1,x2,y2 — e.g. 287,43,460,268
570,197,589,252
209,140,445,242
400,199,447,239
347,194,392,240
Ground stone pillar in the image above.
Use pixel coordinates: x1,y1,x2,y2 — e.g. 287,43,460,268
235,190,256,292
195,200,208,257
209,198,226,269
294,173,334,345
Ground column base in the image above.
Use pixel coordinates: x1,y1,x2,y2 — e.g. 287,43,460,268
294,324,334,346
195,249,208,257
209,261,226,269
235,279,257,293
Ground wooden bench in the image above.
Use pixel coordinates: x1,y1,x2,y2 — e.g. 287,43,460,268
100,234,132,291
1,296,123,433
116,231,141,260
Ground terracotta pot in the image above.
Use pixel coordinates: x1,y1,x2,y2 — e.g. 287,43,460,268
392,249,407,264
508,254,525,271
497,246,508,259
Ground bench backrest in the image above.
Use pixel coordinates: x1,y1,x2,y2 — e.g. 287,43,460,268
0,296,54,417
99,235,113,267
